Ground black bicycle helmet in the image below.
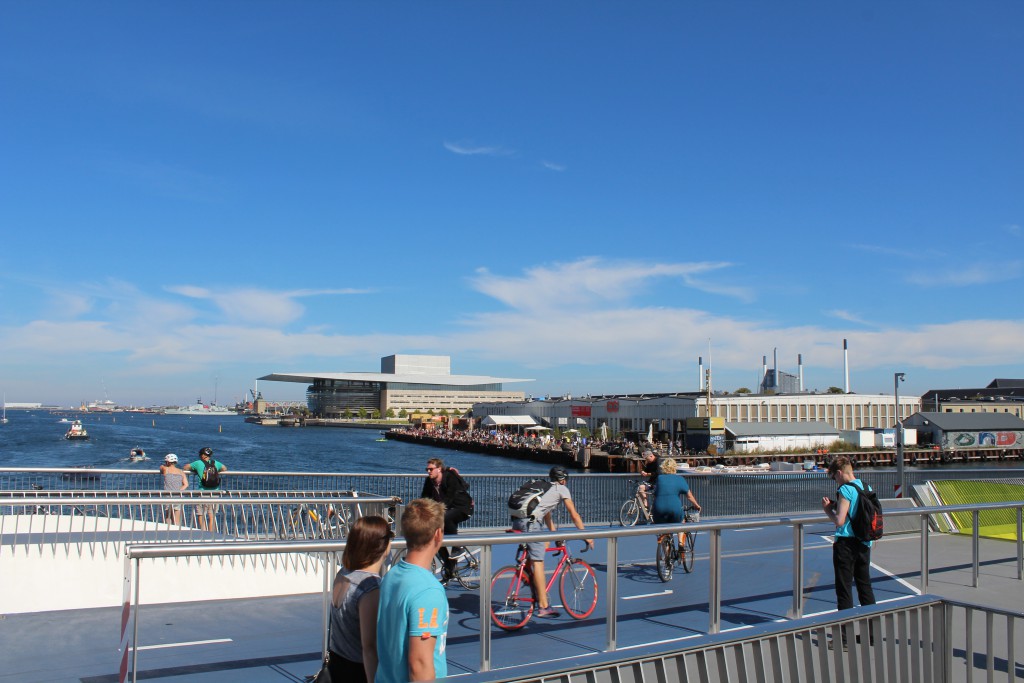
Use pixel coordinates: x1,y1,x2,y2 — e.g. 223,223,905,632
199,446,213,457
549,465,569,481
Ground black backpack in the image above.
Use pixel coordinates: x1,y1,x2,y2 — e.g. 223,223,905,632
508,479,552,520
202,461,221,489
847,481,883,541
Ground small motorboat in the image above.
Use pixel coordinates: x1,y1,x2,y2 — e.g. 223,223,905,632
129,447,147,462
64,420,89,440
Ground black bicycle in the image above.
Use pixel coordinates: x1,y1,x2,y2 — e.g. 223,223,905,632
655,507,700,582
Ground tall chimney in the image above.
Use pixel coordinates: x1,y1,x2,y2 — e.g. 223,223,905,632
762,355,767,391
798,354,804,392
843,338,850,393
698,357,704,391
773,347,779,391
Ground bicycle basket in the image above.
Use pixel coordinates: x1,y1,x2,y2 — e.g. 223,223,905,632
685,509,701,523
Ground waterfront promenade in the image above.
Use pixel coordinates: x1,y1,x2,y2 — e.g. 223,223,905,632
2,516,1022,682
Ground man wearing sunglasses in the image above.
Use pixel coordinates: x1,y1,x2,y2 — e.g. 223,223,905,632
420,458,474,584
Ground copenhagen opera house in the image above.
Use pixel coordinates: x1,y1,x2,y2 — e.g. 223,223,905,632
259,354,531,418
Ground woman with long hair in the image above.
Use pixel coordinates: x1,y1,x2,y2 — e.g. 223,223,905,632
328,515,393,683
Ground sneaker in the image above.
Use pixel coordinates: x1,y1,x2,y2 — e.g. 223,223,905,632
535,606,560,619
449,547,468,560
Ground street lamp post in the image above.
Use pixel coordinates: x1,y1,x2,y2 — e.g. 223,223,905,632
895,372,906,497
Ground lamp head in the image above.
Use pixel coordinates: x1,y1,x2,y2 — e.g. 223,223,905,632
896,372,906,382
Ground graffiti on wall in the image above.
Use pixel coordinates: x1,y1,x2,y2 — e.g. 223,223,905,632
942,431,1023,450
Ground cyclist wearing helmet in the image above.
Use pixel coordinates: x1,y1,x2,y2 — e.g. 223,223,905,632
511,465,594,619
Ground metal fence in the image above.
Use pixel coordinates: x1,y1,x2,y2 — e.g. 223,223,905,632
2,466,1024,528
120,500,1024,681
0,492,398,548
458,596,1024,683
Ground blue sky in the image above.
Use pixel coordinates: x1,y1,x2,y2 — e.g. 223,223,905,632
1,2,1022,407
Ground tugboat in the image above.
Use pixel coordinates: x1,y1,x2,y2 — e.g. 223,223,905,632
64,420,89,440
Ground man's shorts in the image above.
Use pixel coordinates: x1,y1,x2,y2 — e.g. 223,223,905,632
512,517,547,562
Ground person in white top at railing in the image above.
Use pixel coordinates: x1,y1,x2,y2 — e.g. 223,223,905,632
159,453,188,525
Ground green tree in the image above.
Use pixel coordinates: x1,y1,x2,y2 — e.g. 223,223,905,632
343,408,353,419
386,408,396,419
427,409,435,416
358,407,367,420
439,408,449,417
398,408,408,418
827,386,844,394
371,409,380,420
735,387,751,394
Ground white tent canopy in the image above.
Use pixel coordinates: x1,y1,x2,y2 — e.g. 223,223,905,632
481,415,537,426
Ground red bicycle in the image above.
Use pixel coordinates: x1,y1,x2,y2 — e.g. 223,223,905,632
489,541,598,630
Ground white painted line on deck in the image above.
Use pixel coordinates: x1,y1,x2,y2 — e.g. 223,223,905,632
820,535,922,596
623,590,674,601
137,638,233,651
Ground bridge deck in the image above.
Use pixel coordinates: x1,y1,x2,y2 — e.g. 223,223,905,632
1,522,1021,682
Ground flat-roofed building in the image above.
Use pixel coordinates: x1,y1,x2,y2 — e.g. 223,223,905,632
260,355,530,418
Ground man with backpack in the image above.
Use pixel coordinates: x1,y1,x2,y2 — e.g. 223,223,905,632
184,446,227,532
509,465,593,619
822,455,878,648
420,458,473,584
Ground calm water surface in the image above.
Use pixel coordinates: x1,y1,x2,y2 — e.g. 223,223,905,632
0,411,540,475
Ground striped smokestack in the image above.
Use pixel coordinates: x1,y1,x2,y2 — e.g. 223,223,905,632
843,338,850,393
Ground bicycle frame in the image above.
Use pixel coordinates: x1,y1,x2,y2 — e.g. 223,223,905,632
490,541,599,630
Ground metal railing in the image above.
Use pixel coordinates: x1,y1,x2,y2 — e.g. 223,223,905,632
457,596,1024,683
3,466,1023,528
0,492,399,548
120,499,1024,681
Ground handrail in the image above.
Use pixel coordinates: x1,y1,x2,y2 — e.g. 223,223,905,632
119,499,1024,679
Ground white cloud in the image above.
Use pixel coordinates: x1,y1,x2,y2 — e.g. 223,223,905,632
826,309,874,326
443,141,514,156
165,285,370,325
541,161,566,171
470,258,745,312
905,261,1024,287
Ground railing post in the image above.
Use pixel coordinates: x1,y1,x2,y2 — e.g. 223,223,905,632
921,513,929,591
322,552,335,658
1017,507,1023,581
607,536,618,651
479,544,491,672
791,523,804,618
972,510,980,588
709,529,722,634
131,557,141,683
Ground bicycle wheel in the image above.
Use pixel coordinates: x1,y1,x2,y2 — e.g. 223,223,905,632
619,498,640,526
655,535,674,582
681,532,696,573
559,559,598,619
490,566,534,630
454,548,481,590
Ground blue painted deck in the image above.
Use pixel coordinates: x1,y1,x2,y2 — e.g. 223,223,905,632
3,520,1020,682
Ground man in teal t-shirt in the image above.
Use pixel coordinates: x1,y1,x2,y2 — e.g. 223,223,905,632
822,455,876,647
376,498,449,682
184,446,226,531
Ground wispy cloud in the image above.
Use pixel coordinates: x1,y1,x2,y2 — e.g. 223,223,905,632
825,309,875,326
165,285,371,325
846,243,943,260
905,261,1024,287
443,141,514,156
541,161,566,172
470,258,746,312
1006,224,1021,237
